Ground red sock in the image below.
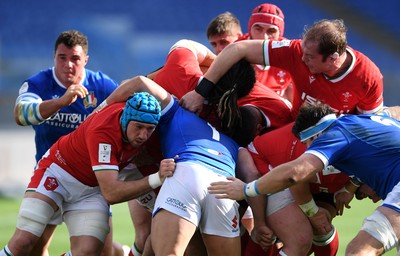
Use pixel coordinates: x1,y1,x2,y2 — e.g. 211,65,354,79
241,231,278,256
241,231,250,255
312,228,339,256
266,246,279,256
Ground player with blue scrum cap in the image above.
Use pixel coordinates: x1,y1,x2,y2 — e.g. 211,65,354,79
0,92,175,256
121,92,161,136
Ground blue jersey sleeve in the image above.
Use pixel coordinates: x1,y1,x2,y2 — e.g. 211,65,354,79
306,115,400,199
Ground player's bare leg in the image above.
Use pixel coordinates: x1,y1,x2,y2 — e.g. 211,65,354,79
151,209,196,256
346,206,400,255
202,233,241,256
31,224,56,256
128,199,152,256
266,202,313,255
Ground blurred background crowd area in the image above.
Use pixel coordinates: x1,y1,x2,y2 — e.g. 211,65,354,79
1,0,400,129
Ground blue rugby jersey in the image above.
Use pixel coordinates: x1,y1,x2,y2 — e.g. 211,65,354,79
158,98,239,177
306,114,400,199
17,67,118,162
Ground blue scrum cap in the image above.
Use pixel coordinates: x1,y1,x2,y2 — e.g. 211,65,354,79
120,92,161,134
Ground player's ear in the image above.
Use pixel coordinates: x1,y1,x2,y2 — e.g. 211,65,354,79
330,52,339,59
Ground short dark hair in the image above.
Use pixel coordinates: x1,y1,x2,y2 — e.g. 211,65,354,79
55,30,89,55
207,12,242,39
292,102,335,139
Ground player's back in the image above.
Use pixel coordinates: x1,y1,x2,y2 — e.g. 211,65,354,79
158,99,238,177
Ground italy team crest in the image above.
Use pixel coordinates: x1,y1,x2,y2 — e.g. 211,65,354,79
84,91,98,108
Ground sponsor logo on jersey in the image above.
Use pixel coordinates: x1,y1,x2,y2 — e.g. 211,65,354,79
271,40,290,49
45,112,89,129
300,92,350,114
55,149,67,165
309,75,316,84
200,146,222,156
206,148,222,156
99,143,112,163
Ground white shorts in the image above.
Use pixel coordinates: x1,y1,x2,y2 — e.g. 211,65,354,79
119,163,158,212
266,189,295,216
242,188,295,219
35,163,109,224
360,181,400,252
153,161,240,238
381,180,400,213
361,210,398,252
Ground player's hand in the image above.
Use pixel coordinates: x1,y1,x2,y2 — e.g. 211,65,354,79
208,177,246,201
334,187,354,216
308,207,332,235
179,90,204,115
251,224,276,252
158,158,176,182
60,84,88,106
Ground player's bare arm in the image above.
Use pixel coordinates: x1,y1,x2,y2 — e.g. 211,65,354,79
334,180,358,216
96,158,175,204
209,153,323,200
41,84,88,117
96,76,171,112
384,105,400,120
179,40,264,113
14,83,88,125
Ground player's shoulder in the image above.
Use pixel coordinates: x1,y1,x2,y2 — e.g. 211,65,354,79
83,69,119,91
26,68,53,83
21,68,54,94
85,69,117,83
348,47,381,72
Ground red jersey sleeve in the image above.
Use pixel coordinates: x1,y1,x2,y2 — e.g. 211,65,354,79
154,47,203,98
264,39,300,73
352,50,384,113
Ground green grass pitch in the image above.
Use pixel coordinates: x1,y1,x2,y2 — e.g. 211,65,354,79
0,197,396,255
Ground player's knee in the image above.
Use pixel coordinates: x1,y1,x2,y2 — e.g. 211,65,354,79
359,210,396,253
16,198,55,237
280,231,312,255
345,237,370,256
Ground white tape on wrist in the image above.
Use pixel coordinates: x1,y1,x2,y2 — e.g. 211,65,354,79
98,100,108,110
148,172,162,189
333,186,351,204
349,177,361,187
244,180,261,197
299,199,319,217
